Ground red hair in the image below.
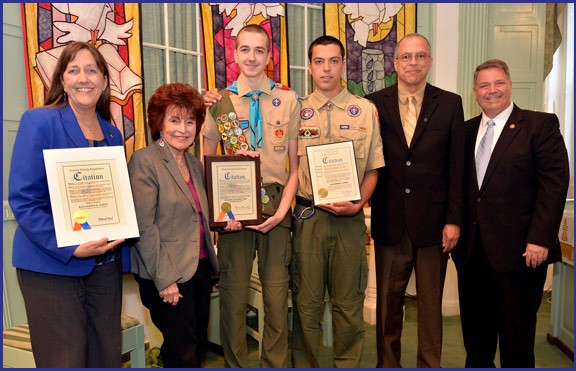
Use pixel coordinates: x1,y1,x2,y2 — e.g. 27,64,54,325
147,83,206,140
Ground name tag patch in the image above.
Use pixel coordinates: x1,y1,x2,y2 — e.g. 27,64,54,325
340,124,359,130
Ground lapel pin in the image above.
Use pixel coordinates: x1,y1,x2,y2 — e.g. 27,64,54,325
509,123,516,129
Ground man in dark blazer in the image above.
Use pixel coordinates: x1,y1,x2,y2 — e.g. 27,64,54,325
451,59,569,367
365,33,465,367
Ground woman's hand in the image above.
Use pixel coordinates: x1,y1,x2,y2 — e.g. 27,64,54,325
223,219,243,232
73,237,124,258
159,283,183,306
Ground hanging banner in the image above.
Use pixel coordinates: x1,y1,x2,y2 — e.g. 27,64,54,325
324,3,416,97
201,3,289,91
22,3,147,160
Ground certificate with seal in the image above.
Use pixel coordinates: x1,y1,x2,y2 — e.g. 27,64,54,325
204,155,262,228
306,140,361,205
43,146,139,247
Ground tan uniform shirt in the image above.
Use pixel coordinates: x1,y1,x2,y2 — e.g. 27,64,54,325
203,77,301,186
297,86,385,199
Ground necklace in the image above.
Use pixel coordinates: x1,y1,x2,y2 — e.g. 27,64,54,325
177,159,187,171
78,120,100,138
176,157,190,180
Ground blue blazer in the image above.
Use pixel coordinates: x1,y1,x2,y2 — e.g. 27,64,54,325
8,104,130,276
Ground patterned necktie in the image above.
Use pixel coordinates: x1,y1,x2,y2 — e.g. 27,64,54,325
245,90,263,150
404,95,417,146
475,119,496,187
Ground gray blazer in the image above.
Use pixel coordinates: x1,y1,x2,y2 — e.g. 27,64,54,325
128,140,218,291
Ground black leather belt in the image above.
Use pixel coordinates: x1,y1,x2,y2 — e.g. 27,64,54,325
296,196,314,208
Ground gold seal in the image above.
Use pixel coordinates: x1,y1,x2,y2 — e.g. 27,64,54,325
74,210,88,224
221,202,232,213
318,188,328,198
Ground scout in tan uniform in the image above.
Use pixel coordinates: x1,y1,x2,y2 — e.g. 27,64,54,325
290,35,384,368
202,24,300,368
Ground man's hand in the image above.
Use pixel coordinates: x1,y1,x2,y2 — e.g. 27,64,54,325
317,201,363,217
246,214,282,234
234,149,260,158
204,89,222,107
442,224,460,253
522,243,548,268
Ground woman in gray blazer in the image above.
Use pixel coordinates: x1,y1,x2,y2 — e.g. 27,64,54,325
128,83,239,367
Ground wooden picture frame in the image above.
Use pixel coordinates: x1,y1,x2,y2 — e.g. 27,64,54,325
204,155,263,228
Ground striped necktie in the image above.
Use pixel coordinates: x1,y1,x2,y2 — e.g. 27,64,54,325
404,95,417,146
475,119,496,187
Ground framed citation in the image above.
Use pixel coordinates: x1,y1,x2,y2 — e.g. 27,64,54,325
306,140,361,205
204,155,263,228
43,146,139,247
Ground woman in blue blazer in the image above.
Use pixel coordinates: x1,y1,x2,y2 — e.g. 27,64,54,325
8,41,128,367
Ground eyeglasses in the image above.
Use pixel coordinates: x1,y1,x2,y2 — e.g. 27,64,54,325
396,53,430,63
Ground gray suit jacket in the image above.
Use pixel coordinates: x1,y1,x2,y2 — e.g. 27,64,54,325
128,140,218,291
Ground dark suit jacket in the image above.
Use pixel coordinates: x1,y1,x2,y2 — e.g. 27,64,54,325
128,140,218,292
8,104,130,276
451,105,569,272
366,83,465,247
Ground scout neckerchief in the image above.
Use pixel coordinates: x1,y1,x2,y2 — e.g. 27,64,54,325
226,78,276,150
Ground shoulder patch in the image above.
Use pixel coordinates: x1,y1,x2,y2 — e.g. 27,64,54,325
300,108,315,120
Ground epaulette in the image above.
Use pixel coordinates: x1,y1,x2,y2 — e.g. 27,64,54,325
275,82,292,91
350,91,364,100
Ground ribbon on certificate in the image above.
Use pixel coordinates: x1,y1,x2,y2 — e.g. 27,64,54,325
216,202,236,221
73,222,92,230
73,210,91,231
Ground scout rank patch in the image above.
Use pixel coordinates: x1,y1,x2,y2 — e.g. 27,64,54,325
217,112,249,154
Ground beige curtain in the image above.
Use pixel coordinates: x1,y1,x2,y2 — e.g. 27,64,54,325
544,3,565,79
